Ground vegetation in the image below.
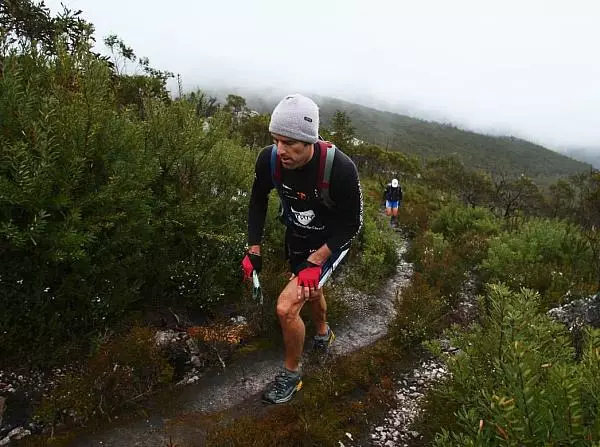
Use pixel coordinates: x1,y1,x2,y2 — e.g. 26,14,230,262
388,143,600,444
2,1,600,445
430,286,600,446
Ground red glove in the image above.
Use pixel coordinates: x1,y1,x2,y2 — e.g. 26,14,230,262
297,261,322,289
242,253,262,281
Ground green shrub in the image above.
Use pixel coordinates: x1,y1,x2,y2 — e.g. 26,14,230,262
397,185,436,237
407,230,469,304
389,274,446,349
0,43,257,364
36,326,173,427
431,204,500,241
481,219,596,306
346,197,398,292
428,284,600,446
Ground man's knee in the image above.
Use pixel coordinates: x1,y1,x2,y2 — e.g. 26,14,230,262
307,288,323,302
276,291,301,323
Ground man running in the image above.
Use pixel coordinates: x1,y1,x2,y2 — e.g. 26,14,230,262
384,178,402,227
242,94,363,404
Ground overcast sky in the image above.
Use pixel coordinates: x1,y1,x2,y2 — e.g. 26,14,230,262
45,0,600,150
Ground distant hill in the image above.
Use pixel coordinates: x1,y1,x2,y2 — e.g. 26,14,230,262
206,88,591,181
314,96,591,181
560,147,600,169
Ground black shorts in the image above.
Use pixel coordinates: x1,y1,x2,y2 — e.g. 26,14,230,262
285,230,349,287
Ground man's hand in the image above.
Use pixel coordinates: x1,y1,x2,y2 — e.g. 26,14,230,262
242,252,262,281
296,261,322,301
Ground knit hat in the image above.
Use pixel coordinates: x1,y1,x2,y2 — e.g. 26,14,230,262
269,94,319,144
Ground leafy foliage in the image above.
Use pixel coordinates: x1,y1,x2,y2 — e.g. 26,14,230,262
431,285,600,446
345,182,398,292
36,326,173,427
327,109,355,149
0,21,257,364
481,219,596,305
431,204,500,241
390,273,445,348
426,156,495,208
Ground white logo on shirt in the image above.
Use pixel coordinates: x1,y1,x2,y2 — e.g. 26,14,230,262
291,206,315,226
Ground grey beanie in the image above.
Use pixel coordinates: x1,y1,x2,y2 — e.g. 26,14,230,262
269,94,319,144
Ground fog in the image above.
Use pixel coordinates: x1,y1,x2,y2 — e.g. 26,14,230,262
46,0,600,152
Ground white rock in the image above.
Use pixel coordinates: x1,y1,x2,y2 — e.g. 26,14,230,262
8,427,31,440
190,356,203,368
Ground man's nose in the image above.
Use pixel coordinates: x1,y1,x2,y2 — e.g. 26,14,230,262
276,142,287,156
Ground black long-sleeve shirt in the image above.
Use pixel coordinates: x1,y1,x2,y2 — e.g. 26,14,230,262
384,184,403,202
248,144,363,252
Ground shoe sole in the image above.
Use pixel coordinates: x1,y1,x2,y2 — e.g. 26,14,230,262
262,380,303,404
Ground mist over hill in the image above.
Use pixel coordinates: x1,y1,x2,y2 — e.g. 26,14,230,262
202,86,591,181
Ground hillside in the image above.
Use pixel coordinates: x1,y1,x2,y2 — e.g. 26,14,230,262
561,147,600,169
227,90,591,181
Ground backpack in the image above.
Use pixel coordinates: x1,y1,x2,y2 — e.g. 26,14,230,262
270,140,336,209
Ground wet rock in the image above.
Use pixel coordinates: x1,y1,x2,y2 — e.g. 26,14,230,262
364,275,475,445
8,427,31,440
548,293,600,328
190,355,203,368
230,316,247,325
155,329,178,347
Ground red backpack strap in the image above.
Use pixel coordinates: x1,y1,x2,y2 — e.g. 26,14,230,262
317,141,336,208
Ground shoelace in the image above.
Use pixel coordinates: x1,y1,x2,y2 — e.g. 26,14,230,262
314,338,328,348
313,332,331,348
273,371,295,392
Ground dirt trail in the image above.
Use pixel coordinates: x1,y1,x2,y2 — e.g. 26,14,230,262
71,239,413,447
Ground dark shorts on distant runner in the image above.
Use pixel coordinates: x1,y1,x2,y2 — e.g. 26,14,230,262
285,230,349,287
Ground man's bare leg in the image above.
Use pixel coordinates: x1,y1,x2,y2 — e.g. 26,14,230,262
309,289,328,336
277,277,306,371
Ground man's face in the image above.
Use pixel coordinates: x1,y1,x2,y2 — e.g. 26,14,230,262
272,133,313,169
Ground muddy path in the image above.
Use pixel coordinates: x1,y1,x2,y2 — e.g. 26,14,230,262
70,238,414,447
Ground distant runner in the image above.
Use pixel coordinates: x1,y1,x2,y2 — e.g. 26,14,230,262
383,178,402,227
